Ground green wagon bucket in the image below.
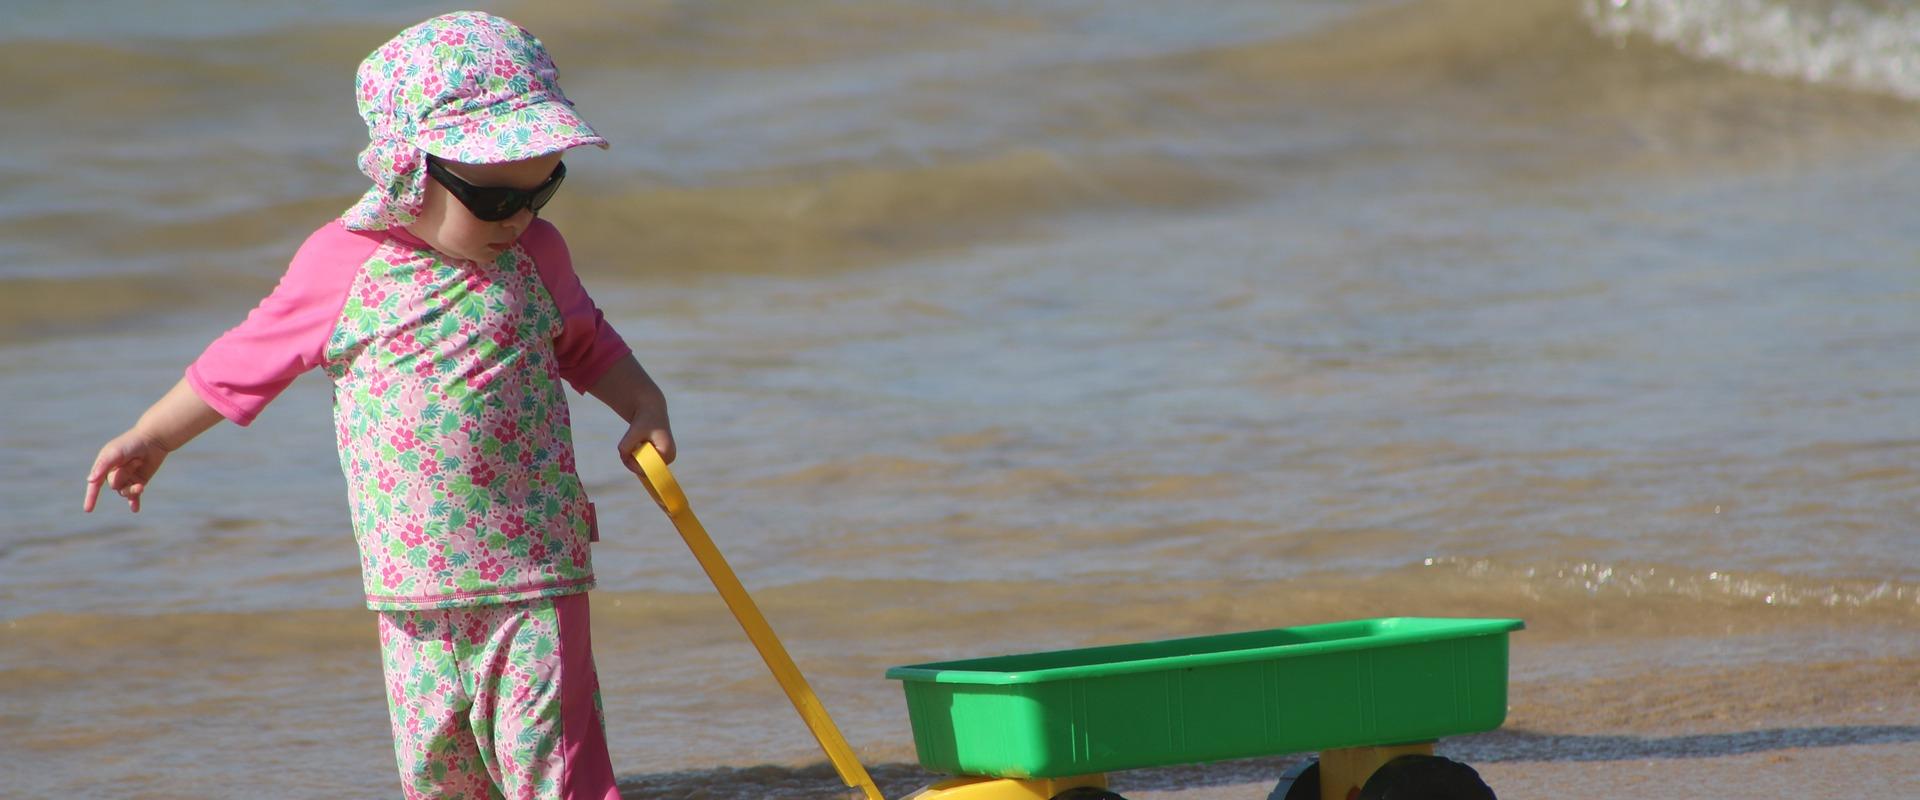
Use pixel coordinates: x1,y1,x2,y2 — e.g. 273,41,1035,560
885,617,1525,779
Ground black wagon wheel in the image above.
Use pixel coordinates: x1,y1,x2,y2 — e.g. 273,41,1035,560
1271,758,1320,800
1050,787,1128,800
1356,754,1496,800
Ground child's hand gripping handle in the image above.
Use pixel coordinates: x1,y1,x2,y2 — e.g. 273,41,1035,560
631,444,884,800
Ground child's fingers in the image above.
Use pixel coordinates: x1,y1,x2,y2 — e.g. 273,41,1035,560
85,452,134,513
83,448,118,512
108,459,142,493
616,431,647,477
651,430,676,464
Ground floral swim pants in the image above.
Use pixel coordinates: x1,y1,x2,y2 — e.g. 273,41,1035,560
377,593,621,800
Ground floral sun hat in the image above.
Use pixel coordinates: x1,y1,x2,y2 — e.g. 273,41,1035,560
341,11,608,231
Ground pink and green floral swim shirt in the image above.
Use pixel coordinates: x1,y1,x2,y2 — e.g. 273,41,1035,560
188,219,629,610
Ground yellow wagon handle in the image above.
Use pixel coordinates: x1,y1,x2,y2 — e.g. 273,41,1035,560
632,443,886,800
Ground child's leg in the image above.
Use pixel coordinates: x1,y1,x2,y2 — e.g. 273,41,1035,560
467,593,620,800
378,608,500,800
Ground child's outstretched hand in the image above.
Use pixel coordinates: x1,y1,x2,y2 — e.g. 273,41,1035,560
81,377,226,513
85,430,174,513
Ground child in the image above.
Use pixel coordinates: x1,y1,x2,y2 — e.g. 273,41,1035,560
81,12,666,800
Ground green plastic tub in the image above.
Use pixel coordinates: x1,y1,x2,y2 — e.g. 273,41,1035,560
885,617,1524,778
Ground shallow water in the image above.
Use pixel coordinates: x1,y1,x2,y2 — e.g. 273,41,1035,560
4,0,1918,797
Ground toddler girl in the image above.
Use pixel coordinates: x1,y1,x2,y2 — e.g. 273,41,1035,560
82,12,666,800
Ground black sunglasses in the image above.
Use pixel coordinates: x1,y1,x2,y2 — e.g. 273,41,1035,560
426,158,567,222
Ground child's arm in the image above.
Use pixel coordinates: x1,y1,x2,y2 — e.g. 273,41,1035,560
82,223,373,513
588,354,675,475
83,377,227,513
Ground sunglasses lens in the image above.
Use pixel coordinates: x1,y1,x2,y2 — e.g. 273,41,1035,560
473,193,520,221
430,159,565,221
529,164,566,213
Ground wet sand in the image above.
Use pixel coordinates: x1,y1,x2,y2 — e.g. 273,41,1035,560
607,648,1920,799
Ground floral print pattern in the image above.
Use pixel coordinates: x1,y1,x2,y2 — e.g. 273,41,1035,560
378,594,612,799
342,11,609,231
325,236,596,610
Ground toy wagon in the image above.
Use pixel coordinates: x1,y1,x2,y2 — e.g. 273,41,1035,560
633,445,1523,800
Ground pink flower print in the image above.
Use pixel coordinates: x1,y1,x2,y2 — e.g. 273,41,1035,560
528,543,547,562
459,417,477,435
368,371,390,397
403,619,420,638
381,563,404,589
413,358,436,378
428,554,448,574
491,327,516,352
389,429,422,452
420,71,445,99
386,331,418,356
437,28,466,46
376,468,399,494
398,522,429,547
472,461,498,487
494,418,520,443
476,557,506,582
570,542,589,569
420,456,441,476
464,272,491,295
517,449,535,468
500,514,527,540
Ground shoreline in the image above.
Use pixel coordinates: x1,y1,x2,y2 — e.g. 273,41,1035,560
608,650,1920,798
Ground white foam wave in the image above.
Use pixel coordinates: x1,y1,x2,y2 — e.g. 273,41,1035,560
1584,0,1920,100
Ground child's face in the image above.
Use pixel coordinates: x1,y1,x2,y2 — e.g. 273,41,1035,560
406,153,565,264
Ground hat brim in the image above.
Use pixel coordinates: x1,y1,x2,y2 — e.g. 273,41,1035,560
418,96,608,165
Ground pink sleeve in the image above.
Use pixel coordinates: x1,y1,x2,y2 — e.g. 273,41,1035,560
521,219,633,394
185,222,377,426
